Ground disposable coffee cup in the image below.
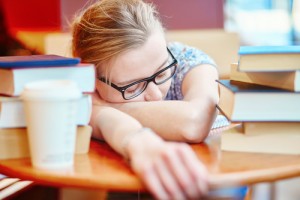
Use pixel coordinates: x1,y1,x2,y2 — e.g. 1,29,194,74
21,80,82,170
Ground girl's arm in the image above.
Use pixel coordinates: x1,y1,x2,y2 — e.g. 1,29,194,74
111,64,219,143
90,101,208,199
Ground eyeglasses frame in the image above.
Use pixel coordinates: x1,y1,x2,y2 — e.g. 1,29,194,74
98,47,178,100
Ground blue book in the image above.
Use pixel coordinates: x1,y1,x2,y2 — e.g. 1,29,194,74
0,55,81,69
239,45,300,55
238,45,300,71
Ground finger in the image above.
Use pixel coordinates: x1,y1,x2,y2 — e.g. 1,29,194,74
162,145,200,199
177,144,209,195
154,156,186,200
141,164,169,200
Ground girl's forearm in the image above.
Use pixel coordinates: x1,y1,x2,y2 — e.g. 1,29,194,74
92,106,143,157
91,105,167,160
113,99,218,142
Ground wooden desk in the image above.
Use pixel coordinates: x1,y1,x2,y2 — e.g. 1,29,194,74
1,126,300,193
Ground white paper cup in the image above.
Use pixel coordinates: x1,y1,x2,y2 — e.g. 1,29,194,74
21,80,82,170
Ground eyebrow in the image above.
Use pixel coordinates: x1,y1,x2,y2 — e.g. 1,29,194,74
115,55,169,86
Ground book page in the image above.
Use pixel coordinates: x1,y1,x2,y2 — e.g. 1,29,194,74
211,115,230,129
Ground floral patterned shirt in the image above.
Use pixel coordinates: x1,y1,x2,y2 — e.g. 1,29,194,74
165,42,216,100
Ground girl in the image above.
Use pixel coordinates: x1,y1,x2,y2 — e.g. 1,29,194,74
72,0,219,199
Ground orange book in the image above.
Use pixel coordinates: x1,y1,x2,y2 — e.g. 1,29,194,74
230,63,300,92
221,124,300,155
0,126,92,159
243,122,300,135
238,45,300,72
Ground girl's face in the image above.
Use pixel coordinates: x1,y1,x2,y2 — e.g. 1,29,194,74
96,30,174,103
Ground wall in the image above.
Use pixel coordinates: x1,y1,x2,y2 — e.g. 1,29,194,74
1,0,89,34
1,0,61,33
150,0,224,29
1,0,224,34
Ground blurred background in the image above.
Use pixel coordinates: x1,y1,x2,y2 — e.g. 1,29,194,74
225,0,299,45
0,1,299,199
0,0,299,56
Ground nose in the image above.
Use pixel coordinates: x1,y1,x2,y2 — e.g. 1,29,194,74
144,82,163,101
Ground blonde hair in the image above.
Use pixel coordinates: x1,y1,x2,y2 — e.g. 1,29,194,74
71,0,164,77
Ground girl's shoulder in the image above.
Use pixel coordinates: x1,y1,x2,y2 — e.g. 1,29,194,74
167,42,189,57
167,42,216,67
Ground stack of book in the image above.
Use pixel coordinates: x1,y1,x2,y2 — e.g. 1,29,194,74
217,45,300,155
0,54,95,159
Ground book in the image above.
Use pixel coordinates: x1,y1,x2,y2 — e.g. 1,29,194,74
0,126,92,159
0,55,80,68
206,114,240,140
0,177,33,199
0,95,92,128
217,80,300,122
230,63,300,92
238,45,300,71
221,126,300,155
242,122,300,135
211,115,230,129
0,63,95,96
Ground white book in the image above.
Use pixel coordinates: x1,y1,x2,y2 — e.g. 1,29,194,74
217,80,300,122
0,95,92,128
0,63,95,96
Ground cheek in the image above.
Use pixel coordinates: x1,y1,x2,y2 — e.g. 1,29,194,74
160,80,172,97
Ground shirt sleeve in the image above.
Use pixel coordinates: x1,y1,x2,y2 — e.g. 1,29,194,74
165,42,216,100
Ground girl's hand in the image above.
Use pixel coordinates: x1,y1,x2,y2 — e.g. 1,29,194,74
127,130,208,200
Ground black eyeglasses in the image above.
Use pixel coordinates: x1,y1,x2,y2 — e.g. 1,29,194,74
99,47,178,100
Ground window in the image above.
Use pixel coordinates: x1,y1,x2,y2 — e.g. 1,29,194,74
224,0,299,45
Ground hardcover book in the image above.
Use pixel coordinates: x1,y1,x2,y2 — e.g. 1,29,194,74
230,63,300,92
217,80,300,122
238,45,300,71
0,126,92,159
242,122,300,135
0,63,95,96
0,55,80,68
0,95,92,128
221,126,300,155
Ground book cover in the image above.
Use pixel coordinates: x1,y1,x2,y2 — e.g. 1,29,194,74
0,126,92,159
238,46,300,71
0,95,92,128
230,63,300,92
217,80,300,121
221,126,300,155
0,55,81,68
239,46,300,55
0,63,95,96
218,79,287,93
